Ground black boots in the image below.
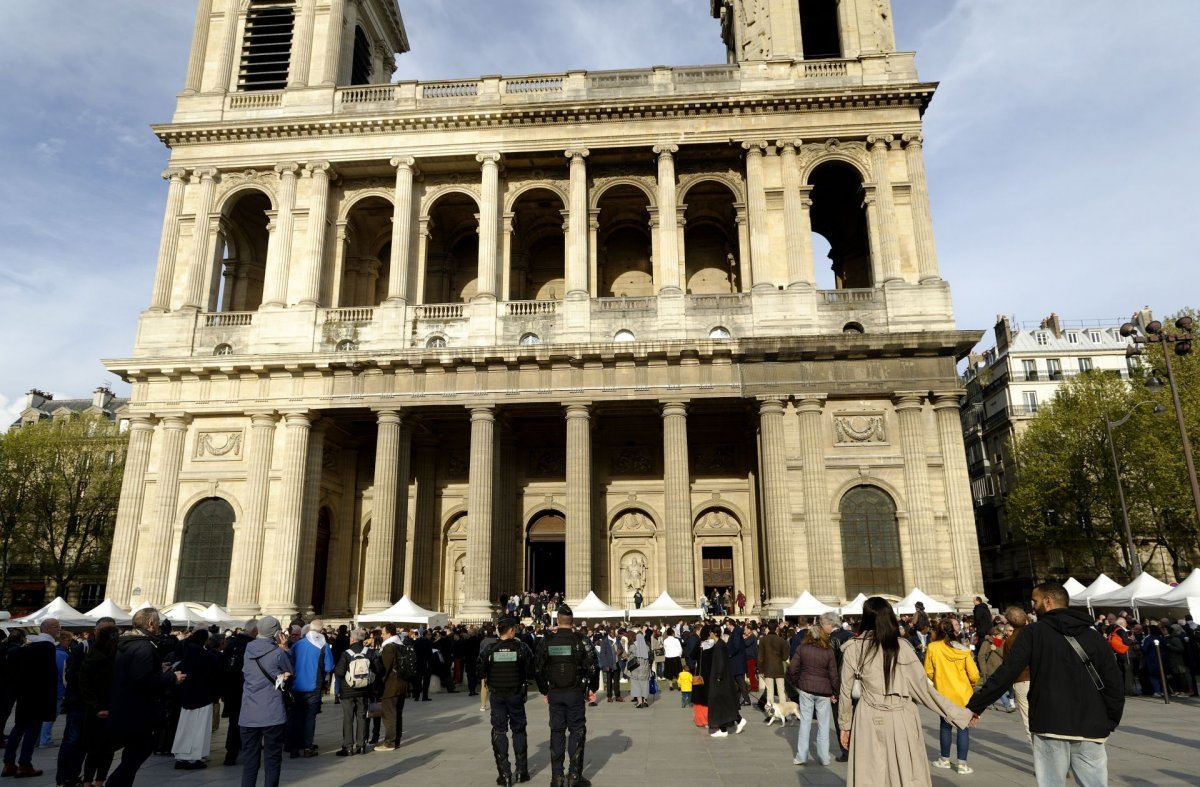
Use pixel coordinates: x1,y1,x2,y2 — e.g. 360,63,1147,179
550,777,565,787
491,730,513,786
514,749,531,783
566,744,590,786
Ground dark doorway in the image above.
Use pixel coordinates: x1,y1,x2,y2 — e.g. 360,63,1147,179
311,508,332,614
799,0,842,59
526,512,566,595
702,545,734,599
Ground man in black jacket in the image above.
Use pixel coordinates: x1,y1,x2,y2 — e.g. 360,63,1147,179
969,582,1123,787
1,619,58,778
221,620,256,765
56,616,117,785
534,607,599,787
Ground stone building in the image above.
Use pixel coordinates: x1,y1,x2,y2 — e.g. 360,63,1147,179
103,0,984,621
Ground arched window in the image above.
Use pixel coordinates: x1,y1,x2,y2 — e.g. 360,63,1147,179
350,26,373,85
175,498,236,604
613,329,636,343
519,333,541,346
708,326,732,340
683,181,740,294
426,335,448,349
214,343,234,356
839,486,903,597
596,185,653,297
215,190,271,312
509,188,566,301
809,161,872,289
424,192,481,303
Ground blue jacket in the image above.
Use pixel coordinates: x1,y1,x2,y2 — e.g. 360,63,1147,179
726,626,747,676
240,638,293,728
290,636,334,692
595,635,618,670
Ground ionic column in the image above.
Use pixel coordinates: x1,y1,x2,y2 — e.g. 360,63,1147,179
796,396,840,599
107,416,155,607
564,149,590,297
410,442,438,608
495,434,519,598
321,0,347,86
903,134,941,282
932,392,985,603
183,0,214,95
262,162,300,308
136,416,188,606
295,422,327,614
461,406,496,619
298,161,332,306
227,413,277,615
742,141,773,289
288,0,317,87
362,410,402,612
182,168,218,310
654,144,682,294
759,398,800,606
565,404,593,602
475,153,501,301
778,140,815,288
662,402,696,603
269,412,312,617
734,205,751,291
386,157,417,303
868,135,903,282
150,168,189,311
894,393,937,590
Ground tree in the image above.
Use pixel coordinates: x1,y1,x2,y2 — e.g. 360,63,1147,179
0,425,40,607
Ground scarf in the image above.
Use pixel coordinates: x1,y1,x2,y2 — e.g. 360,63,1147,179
305,630,327,649
700,638,716,651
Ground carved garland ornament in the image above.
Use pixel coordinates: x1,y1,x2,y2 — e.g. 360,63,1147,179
796,140,873,179
215,169,277,204
694,508,740,534
193,430,244,460
833,414,887,445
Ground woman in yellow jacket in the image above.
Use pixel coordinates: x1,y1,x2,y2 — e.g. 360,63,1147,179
924,619,979,774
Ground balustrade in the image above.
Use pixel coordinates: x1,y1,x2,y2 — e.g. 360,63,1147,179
504,76,563,94
595,296,656,312
504,300,560,316
820,288,880,304
421,80,479,99
227,91,282,110
202,312,254,327
339,85,396,104
414,303,466,320
324,307,375,323
687,293,749,310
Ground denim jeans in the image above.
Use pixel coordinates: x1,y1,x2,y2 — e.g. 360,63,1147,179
1032,735,1108,787
795,691,831,765
939,718,969,761
240,724,285,787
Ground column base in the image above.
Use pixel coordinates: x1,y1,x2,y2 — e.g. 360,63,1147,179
458,600,497,622
227,604,262,620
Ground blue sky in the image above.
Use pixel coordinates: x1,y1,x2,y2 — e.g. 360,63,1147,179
1,1,1197,425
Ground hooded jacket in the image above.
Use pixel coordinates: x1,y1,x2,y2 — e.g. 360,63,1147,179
240,637,293,728
109,630,175,737
290,631,334,693
924,639,979,706
968,607,1123,739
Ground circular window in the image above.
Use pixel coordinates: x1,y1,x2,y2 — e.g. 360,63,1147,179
426,335,448,349
613,329,636,343
213,343,234,356
843,322,865,334
335,339,359,352
708,326,732,340
519,333,541,346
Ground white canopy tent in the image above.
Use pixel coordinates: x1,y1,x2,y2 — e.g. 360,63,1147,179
161,601,212,627
894,588,955,615
628,591,704,619
1087,572,1173,610
84,599,133,626
1062,577,1086,599
839,593,868,616
781,591,837,617
202,603,242,629
1069,574,1123,610
1139,568,1200,620
357,596,450,628
568,591,626,620
12,597,92,628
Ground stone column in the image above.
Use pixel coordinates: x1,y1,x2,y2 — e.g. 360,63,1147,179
262,162,300,308
390,424,413,600
362,410,402,612
226,412,276,615
867,135,903,282
288,0,317,87
149,169,189,312
932,392,985,603
461,406,496,619
321,0,347,86
475,153,501,301
894,393,938,590
654,145,682,294
138,416,188,606
565,404,593,602
295,422,327,615
386,157,417,303
269,412,311,617
410,442,437,607
742,141,773,289
107,417,155,607
183,0,214,95
903,134,941,282
182,168,218,310
325,446,358,616
298,161,332,306
215,0,241,92
759,398,800,606
734,205,751,291
796,396,840,599
661,402,696,603
778,140,816,288
564,149,590,297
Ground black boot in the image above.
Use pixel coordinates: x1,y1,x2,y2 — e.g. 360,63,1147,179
550,776,565,787
514,749,531,783
566,742,590,787
491,730,513,786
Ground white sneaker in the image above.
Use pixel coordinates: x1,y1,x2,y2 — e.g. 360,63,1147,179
735,718,747,735
957,763,973,775
793,758,806,766
932,757,952,769
710,730,729,738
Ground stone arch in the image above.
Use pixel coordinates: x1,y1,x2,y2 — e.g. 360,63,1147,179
509,187,567,301
213,186,274,312
596,184,654,298
838,485,904,598
443,509,468,539
678,173,745,204
799,146,872,185
682,179,741,294
807,159,873,289
420,185,481,217
423,190,482,303
174,497,236,605
338,189,395,222
690,503,746,534
341,194,394,307
607,504,661,534
215,182,278,215
504,181,570,213
175,488,245,530
590,178,657,210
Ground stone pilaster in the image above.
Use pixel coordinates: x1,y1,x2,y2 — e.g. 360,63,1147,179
654,144,682,294
903,133,941,282
325,446,358,617
662,401,695,604
759,398,799,606
867,135,903,282
565,404,593,602
107,417,155,607
182,168,218,310
742,141,773,289
295,422,327,614
183,0,213,95
362,410,402,612
298,161,332,306
135,415,188,606
262,162,300,308
321,0,347,86
390,423,413,600
894,392,937,591
564,149,590,297
150,169,188,311
796,396,839,599
268,412,311,617
475,153,501,301
778,140,815,288
461,406,496,619
932,392,985,603
288,0,317,87
226,413,276,615
410,442,438,608
386,157,417,303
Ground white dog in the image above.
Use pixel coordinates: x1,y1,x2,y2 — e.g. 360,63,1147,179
764,700,802,726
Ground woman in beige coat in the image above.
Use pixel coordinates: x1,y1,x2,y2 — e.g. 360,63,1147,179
837,597,975,786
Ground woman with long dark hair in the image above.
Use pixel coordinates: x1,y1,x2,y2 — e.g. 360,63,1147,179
80,625,119,787
837,597,975,785
698,625,746,738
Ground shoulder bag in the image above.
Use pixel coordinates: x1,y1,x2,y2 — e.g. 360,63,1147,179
251,652,294,710
1063,635,1105,691
850,641,867,700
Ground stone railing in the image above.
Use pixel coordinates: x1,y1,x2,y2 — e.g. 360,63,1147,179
324,307,375,323
421,80,479,99
202,312,254,327
227,91,283,110
413,303,466,320
820,288,880,304
504,76,564,95
505,300,560,316
595,296,656,312
799,60,850,79
339,85,396,104
687,293,749,310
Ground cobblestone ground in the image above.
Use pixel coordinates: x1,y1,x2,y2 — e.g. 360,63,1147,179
21,689,1200,785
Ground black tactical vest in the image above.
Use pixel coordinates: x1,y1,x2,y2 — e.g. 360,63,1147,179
545,630,581,690
487,640,524,696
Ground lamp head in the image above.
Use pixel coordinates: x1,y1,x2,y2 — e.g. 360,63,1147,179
1145,375,1165,392
1175,316,1194,332
1146,320,1163,335
1120,322,1136,338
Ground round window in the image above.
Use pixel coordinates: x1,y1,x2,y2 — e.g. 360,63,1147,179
335,339,359,352
213,343,234,356
426,335,448,349
708,326,732,340
519,333,541,346
613,329,636,343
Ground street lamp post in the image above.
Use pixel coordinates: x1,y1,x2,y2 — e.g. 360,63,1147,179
1103,400,1165,578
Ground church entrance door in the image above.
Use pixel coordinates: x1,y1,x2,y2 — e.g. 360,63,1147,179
526,512,566,596
701,545,734,600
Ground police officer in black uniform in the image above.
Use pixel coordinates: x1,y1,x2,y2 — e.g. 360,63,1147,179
534,605,599,787
478,617,533,786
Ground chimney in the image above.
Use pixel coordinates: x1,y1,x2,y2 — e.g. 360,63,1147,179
25,388,51,410
92,386,114,410
994,315,1012,354
1040,313,1063,338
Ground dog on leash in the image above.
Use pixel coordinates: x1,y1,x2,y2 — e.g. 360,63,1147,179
764,700,802,726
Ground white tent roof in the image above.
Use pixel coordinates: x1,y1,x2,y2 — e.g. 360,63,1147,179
1139,568,1200,607
13,597,92,627
1088,571,1173,607
358,596,449,627
1070,574,1123,605
84,599,132,626
839,593,868,616
571,591,626,619
161,601,211,627
782,591,837,616
1063,577,1087,598
201,603,242,629
628,591,704,619
894,588,955,614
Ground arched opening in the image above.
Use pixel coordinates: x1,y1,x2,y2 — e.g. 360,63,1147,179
694,507,741,602
683,181,740,294
424,192,480,303
509,188,566,301
596,185,653,297
809,161,872,289
526,511,566,595
341,196,393,307
311,507,332,614
350,26,373,85
800,0,842,60
839,486,903,598
214,190,271,312
175,498,235,605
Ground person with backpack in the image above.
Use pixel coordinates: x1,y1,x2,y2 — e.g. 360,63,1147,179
333,628,374,756
479,617,534,786
534,606,599,787
374,623,415,751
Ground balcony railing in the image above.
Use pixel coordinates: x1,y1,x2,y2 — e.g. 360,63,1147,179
413,303,465,320
595,297,656,312
688,293,749,310
505,300,560,316
325,307,375,323
820,288,880,304
202,312,254,327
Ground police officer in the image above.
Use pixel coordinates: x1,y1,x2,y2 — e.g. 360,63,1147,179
478,618,532,785
535,605,598,787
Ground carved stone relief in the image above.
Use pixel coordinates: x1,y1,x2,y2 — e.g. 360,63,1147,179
621,551,648,593
612,510,655,535
530,448,566,477
834,413,887,445
446,450,469,479
611,447,653,475
694,445,736,475
694,508,740,534
796,140,873,178
193,430,244,460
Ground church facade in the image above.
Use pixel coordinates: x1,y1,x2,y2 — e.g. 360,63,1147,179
104,0,984,621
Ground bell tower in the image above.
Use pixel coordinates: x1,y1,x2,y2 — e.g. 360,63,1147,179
711,0,896,63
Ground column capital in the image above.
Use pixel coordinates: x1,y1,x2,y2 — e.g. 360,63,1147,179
249,411,279,427
660,400,688,418
564,402,592,419
283,411,312,427
162,167,188,182
775,139,803,153
653,143,680,158
274,161,301,177
476,152,502,166
127,414,158,431
757,396,786,416
902,132,924,148
794,394,828,414
564,148,590,161
893,391,927,411
469,405,496,422
867,134,896,150
390,156,417,170
741,140,769,155
930,391,965,410
159,414,192,430
191,167,218,182
305,161,333,177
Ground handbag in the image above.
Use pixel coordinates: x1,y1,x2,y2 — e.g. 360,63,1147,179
653,647,665,657
850,642,867,701
367,701,383,719
649,674,658,695
626,657,641,673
